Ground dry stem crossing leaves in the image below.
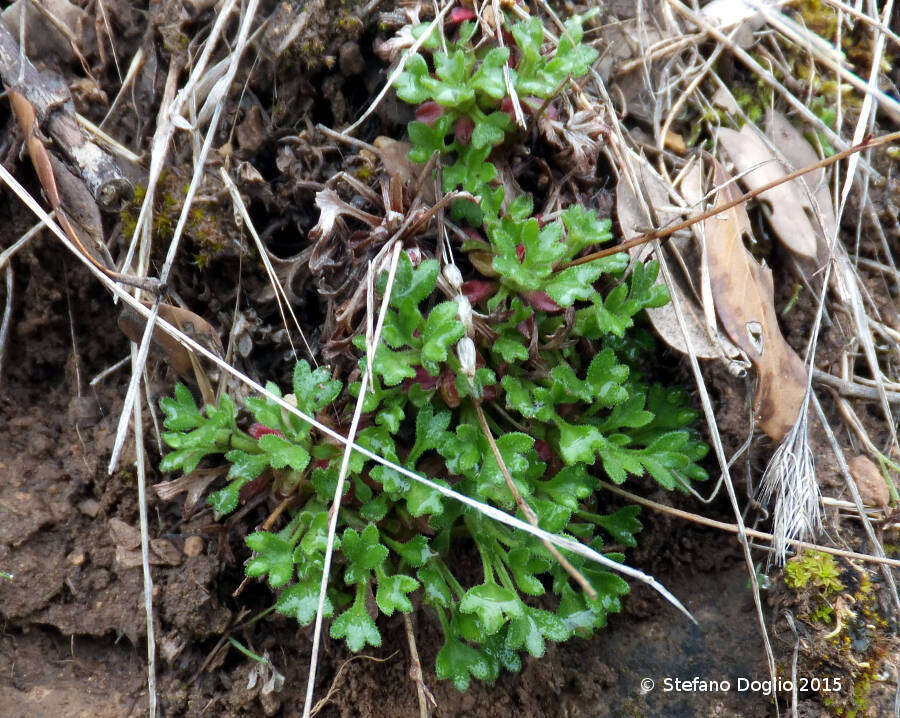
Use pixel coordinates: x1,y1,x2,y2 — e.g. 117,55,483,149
616,156,738,361
717,125,821,260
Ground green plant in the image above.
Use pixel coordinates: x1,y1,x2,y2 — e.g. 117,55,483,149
397,12,597,227
784,550,843,626
784,550,844,595
159,7,708,691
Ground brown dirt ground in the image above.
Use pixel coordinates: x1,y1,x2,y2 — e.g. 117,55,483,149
0,236,842,718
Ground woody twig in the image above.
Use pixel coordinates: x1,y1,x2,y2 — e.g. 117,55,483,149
561,130,900,270
0,20,133,211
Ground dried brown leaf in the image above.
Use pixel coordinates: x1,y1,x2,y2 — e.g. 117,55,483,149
538,110,605,174
46,152,113,268
717,125,820,260
236,105,266,153
308,188,380,243
7,88,117,274
154,466,226,510
764,109,837,267
374,136,438,205
373,137,417,186
118,302,222,379
8,89,60,207
2,0,94,65
705,162,807,441
616,160,731,359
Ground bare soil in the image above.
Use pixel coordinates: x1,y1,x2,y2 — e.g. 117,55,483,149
0,239,776,717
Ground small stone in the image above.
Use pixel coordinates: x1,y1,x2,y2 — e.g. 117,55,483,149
150,538,183,566
261,690,282,717
339,41,365,77
109,518,141,550
78,498,101,517
849,455,890,510
28,434,51,455
236,105,265,153
67,550,85,567
183,536,204,557
159,631,186,663
68,395,101,426
91,569,110,591
115,545,144,569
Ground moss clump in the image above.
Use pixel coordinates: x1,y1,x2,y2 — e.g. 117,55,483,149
789,0,894,75
775,552,896,717
784,550,843,594
275,0,365,72
118,171,241,267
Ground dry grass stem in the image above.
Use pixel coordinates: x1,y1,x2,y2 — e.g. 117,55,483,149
665,0,876,171
403,613,435,718
813,394,900,613
474,400,598,600
219,167,316,363
0,214,51,271
309,653,398,717
132,345,157,718
0,265,12,383
89,355,130,386
302,240,405,718
565,130,900,270
598,480,900,568
814,368,900,404
108,0,261,475
75,113,143,165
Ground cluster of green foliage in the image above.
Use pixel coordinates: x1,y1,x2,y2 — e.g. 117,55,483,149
784,550,844,596
396,12,597,227
785,550,844,624
783,551,888,717
159,9,708,691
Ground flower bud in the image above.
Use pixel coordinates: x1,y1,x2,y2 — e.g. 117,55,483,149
448,6,476,24
454,116,474,145
456,294,473,330
456,336,477,378
461,279,497,303
248,423,285,440
415,101,444,126
443,263,463,291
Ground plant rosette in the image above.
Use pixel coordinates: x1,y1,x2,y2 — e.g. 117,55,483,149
159,7,708,691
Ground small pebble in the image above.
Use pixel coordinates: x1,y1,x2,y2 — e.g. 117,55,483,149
29,434,51,455
79,498,101,517
849,455,890,509
67,550,85,567
68,396,101,426
183,536,204,557
339,41,365,76
159,631,186,663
